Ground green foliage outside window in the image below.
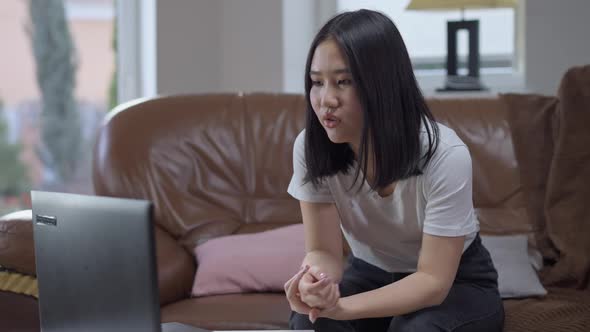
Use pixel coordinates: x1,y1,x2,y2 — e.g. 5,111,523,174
28,0,82,184
108,15,117,112
0,99,30,197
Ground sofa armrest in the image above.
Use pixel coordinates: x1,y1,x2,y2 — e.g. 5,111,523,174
0,210,36,276
155,225,196,305
0,210,196,305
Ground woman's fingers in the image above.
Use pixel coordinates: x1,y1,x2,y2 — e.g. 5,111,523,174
300,280,330,305
293,265,341,310
298,268,331,300
314,283,338,308
319,279,337,297
305,275,332,292
285,265,313,314
307,265,327,280
300,292,325,308
284,265,308,294
309,307,321,323
308,285,340,324
302,281,340,309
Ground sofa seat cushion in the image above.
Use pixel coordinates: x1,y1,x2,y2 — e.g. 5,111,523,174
161,293,290,330
503,287,590,332
162,288,590,331
0,291,40,332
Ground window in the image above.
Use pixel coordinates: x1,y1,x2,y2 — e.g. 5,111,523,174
0,0,115,214
337,0,516,74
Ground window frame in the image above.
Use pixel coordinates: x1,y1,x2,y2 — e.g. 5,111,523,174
335,0,526,94
115,0,157,105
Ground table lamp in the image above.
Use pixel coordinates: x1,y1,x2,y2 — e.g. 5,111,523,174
406,0,517,91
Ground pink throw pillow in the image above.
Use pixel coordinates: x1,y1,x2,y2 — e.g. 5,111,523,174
191,223,305,297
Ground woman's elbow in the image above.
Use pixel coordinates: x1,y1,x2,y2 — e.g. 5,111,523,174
427,281,452,307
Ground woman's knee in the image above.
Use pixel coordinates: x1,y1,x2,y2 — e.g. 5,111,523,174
388,314,441,332
388,307,504,332
289,311,313,330
289,311,355,332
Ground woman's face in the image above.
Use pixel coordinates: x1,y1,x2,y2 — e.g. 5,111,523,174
309,38,364,150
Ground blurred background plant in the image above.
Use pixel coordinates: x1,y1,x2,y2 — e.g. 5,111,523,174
28,0,82,185
0,97,30,215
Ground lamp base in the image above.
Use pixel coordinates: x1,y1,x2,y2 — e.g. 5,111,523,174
436,75,487,92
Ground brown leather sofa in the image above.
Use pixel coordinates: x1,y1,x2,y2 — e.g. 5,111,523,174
1,70,590,331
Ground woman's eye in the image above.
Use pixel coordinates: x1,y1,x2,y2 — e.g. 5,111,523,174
311,80,323,87
337,79,352,86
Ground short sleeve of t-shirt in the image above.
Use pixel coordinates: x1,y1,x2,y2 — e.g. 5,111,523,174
287,130,334,203
422,144,479,237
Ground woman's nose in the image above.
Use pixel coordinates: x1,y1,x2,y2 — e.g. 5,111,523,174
321,86,339,108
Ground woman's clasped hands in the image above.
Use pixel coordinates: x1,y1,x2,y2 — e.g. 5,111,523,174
284,265,342,323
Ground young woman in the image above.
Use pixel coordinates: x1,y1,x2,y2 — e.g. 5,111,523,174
284,9,504,332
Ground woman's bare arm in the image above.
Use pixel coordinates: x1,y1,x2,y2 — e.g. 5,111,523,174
300,200,344,282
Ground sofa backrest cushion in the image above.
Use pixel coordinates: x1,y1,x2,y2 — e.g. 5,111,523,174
499,93,560,261
94,94,529,249
543,65,590,289
428,98,530,235
94,94,306,249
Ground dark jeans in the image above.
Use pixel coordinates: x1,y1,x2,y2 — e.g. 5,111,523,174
290,234,504,332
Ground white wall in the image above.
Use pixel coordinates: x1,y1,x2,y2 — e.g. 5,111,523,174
219,0,283,93
157,0,221,94
282,0,315,94
281,0,337,93
156,0,282,95
154,0,590,96
523,0,590,95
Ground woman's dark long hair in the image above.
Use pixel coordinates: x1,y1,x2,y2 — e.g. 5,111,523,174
303,9,439,191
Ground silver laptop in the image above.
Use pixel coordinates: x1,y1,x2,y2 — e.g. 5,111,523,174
31,191,208,332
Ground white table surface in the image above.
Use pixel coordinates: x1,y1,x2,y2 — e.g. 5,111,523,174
162,322,312,332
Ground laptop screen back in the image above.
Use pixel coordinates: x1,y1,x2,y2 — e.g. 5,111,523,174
31,191,160,332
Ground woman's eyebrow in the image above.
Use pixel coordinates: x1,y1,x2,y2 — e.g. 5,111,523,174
309,68,350,75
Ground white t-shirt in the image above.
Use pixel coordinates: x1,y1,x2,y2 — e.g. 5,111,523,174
287,122,479,273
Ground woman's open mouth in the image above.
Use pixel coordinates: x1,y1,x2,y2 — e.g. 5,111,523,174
322,114,341,129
